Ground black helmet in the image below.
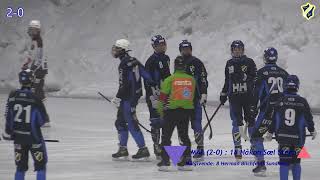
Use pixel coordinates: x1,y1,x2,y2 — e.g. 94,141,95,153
174,56,185,71
19,69,33,85
179,40,192,52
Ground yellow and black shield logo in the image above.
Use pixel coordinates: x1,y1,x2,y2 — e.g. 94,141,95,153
241,65,247,72
15,152,22,162
34,151,43,162
301,3,316,20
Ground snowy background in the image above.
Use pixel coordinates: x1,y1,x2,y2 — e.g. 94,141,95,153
0,0,320,107
0,1,320,180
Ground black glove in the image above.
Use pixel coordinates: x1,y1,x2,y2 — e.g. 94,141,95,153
220,92,228,105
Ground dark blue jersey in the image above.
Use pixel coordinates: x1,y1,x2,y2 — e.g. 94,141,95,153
116,54,154,101
183,55,208,97
255,64,289,108
222,55,257,98
269,92,314,146
144,52,171,98
5,88,48,144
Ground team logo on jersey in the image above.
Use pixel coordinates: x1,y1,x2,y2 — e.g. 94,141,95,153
228,66,234,74
301,2,316,20
189,65,195,75
15,152,22,162
241,65,247,72
34,151,43,162
182,87,191,98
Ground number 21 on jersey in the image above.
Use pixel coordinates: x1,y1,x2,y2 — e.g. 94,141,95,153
14,104,31,123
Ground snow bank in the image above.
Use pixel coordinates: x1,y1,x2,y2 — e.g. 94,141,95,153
0,0,319,106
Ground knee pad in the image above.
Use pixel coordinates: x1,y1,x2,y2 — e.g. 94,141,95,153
34,163,46,171
15,154,28,172
115,119,127,131
151,127,160,143
131,113,140,131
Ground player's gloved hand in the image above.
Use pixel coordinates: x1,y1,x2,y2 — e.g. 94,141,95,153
151,86,160,97
263,132,273,142
220,92,228,105
311,130,317,140
150,117,164,129
200,94,207,106
111,97,121,108
2,132,12,141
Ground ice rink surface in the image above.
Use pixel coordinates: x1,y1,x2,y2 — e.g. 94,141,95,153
0,95,319,180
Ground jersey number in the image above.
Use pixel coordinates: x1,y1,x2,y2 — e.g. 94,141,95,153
268,77,283,94
284,108,295,126
159,61,163,69
14,104,31,123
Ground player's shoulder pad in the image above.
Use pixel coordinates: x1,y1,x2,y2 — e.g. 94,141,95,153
246,57,256,64
145,55,155,65
165,54,170,60
126,57,141,67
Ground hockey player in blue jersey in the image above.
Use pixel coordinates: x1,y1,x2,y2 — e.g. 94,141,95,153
250,47,289,176
179,40,208,160
111,39,156,161
264,75,316,180
219,40,257,160
144,35,171,159
3,69,49,180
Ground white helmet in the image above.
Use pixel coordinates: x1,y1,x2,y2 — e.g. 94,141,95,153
29,20,41,29
114,39,130,50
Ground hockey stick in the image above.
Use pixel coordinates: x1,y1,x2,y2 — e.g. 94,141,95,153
44,139,59,142
272,134,312,140
202,103,223,134
192,103,223,145
97,92,152,133
1,135,59,142
203,106,213,140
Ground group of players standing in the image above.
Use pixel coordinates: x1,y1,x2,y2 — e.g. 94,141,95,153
2,19,317,180
110,35,316,179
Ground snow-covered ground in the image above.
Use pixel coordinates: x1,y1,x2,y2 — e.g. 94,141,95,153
1,0,320,107
0,95,319,180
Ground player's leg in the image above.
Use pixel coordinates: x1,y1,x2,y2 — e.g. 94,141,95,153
229,100,243,160
33,76,50,127
291,146,302,180
14,144,29,180
30,143,47,180
112,105,129,160
146,97,161,159
191,100,204,160
177,109,193,171
158,110,177,170
245,103,267,176
278,144,291,180
122,101,150,160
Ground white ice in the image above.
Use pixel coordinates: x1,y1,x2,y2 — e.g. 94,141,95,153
0,95,319,180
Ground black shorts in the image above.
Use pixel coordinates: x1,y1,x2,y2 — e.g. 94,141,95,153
14,143,47,171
